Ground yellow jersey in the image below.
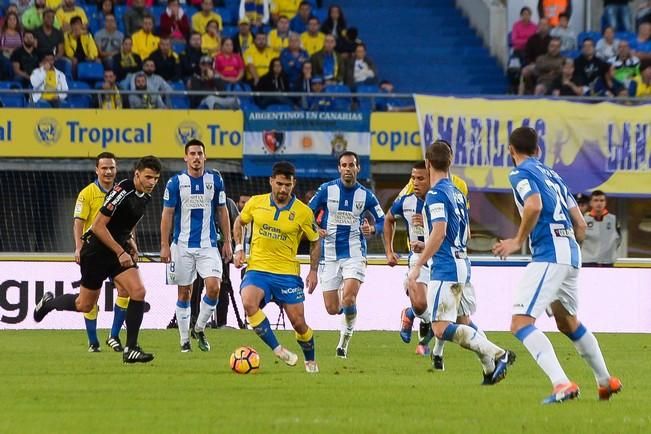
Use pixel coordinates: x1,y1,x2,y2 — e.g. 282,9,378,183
268,29,290,54
399,174,469,202
131,30,160,60
74,180,111,233
240,194,319,276
243,46,274,79
191,11,223,34
300,31,325,56
271,0,301,19
55,7,89,28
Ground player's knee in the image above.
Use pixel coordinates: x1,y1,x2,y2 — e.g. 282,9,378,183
75,299,94,313
325,303,340,315
205,286,220,299
432,323,447,340
456,315,470,326
116,287,129,298
412,300,427,316
242,298,259,316
130,286,146,301
292,319,308,334
555,316,577,335
341,294,356,307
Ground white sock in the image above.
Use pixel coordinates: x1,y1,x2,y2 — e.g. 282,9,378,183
516,325,569,386
432,338,445,357
338,305,357,349
176,302,191,345
566,324,610,386
446,324,503,374
195,295,217,332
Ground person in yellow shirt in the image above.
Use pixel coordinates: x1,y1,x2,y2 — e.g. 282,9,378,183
629,62,651,97
233,161,321,373
192,0,222,34
201,19,221,56
73,152,130,353
271,0,301,20
243,31,274,84
300,17,325,56
64,16,99,69
268,14,290,54
233,17,254,53
131,15,160,60
55,0,88,31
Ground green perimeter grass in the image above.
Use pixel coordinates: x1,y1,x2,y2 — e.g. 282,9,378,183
1,330,649,434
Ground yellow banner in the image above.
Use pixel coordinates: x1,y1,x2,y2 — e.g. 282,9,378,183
369,112,422,161
413,95,651,195
0,109,243,159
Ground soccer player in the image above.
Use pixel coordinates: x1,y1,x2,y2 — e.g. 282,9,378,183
73,152,130,353
232,161,321,373
408,141,515,385
492,127,622,403
308,151,385,359
34,156,162,364
160,139,233,353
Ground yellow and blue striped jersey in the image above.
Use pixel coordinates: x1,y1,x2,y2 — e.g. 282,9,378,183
240,194,320,276
74,180,111,233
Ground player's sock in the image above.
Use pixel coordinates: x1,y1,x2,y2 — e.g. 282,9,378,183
404,307,416,321
175,300,191,345
83,304,99,346
248,309,280,351
443,323,503,373
337,304,357,349
564,323,611,386
195,295,217,332
468,321,487,339
515,324,569,386
296,327,316,361
126,299,145,350
418,321,434,345
432,338,445,357
50,293,79,311
110,296,128,339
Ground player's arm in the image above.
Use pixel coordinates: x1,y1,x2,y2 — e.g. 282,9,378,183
73,189,91,264
93,213,132,267
128,229,138,262
493,194,542,259
160,177,179,263
383,203,400,266
233,198,253,268
217,205,232,262
362,193,385,237
73,218,85,264
412,221,446,270
301,212,322,294
568,206,587,243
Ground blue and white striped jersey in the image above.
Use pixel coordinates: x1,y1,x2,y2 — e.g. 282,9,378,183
390,193,426,248
426,178,470,283
163,169,226,248
309,179,385,261
509,157,581,268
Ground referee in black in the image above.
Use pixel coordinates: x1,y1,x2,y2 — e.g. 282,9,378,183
34,156,162,364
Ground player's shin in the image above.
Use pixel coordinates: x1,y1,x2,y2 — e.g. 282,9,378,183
338,304,357,349
468,321,487,339
50,293,79,311
126,299,145,349
442,323,503,373
248,309,281,351
515,324,569,386
84,304,100,346
296,327,316,361
195,295,218,332
175,300,191,344
110,296,129,339
564,323,610,385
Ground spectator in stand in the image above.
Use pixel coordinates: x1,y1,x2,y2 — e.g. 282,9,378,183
311,34,343,84
268,15,290,54
192,0,222,35
243,30,273,85
30,52,68,106
549,58,585,96
124,0,149,36
377,79,414,112
55,0,88,32
573,38,606,86
233,16,253,54
581,190,620,267
321,5,346,40
628,59,651,96
300,17,325,56
630,22,651,60
34,9,64,59
11,0,32,16
128,59,171,104
149,37,181,81
293,58,312,92
129,70,166,108
280,31,308,87
610,39,640,85
131,15,159,60
93,0,115,31
592,63,627,97
637,1,651,28
95,13,123,69
596,26,620,61
22,0,62,31
343,42,377,90
533,37,563,95
603,0,633,33
1,12,23,58
64,15,99,77
189,54,239,108
306,75,332,110
336,26,361,57
524,18,551,65
11,30,39,85
112,36,142,81
96,68,122,108
181,31,203,78
214,37,245,84
537,0,571,27
272,0,301,22
289,1,311,34
550,13,575,52
511,6,537,59
160,0,190,43
254,56,292,108
201,19,220,57
239,0,270,31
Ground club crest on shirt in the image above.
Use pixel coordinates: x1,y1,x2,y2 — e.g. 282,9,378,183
206,183,213,190
289,211,295,221
355,200,364,210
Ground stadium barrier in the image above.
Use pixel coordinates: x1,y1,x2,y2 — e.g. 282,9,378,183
2,261,650,332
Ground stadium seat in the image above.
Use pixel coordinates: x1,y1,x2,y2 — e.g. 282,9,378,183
170,81,189,109
0,94,25,108
34,99,53,108
616,31,635,42
222,25,238,38
77,62,105,83
152,5,165,26
67,81,92,108
81,4,97,18
561,49,580,59
356,84,379,112
172,40,186,54
578,31,602,47
216,8,234,26
114,5,127,20
265,103,294,111
312,8,327,23
325,84,351,111
0,81,23,89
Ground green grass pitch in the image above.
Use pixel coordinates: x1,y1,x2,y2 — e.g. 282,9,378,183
1,330,650,433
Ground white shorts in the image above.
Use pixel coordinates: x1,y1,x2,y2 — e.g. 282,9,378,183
458,281,477,317
166,243,223,286
512,262,579,318
318,257,366,291
427,280,465,323
403,254,429,294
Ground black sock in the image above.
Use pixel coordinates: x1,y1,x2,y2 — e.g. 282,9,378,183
126,300,145,350
50,293,79,311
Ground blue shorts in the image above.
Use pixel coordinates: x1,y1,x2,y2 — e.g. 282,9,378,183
241,270,305,306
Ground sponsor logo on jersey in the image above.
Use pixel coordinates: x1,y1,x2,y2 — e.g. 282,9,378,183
34,118,61,145
332,211,357,225
175,121,202,146
280,286,302,295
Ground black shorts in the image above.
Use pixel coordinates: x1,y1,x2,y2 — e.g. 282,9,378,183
79,240,137,290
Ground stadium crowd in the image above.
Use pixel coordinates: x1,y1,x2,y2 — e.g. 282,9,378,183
0,0,401,110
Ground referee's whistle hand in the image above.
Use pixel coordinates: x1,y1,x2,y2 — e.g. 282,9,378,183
119,252,134,267
160,245,171,263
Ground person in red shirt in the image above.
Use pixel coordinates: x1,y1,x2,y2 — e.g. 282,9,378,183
537,0,571,27
512,6,538,55
160,0,190,42
214,37,245,84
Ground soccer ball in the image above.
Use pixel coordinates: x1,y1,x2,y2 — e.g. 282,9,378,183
229,346,260,374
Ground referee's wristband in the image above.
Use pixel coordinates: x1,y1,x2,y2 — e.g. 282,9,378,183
234,244,244,253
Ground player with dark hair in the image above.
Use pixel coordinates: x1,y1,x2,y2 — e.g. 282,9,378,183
493,127,621,403
34,156,162,364
233,161,322,373
73,152,129,353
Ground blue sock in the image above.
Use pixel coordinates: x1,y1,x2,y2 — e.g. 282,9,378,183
84,317,99,346
296,328,315,361
405,307,415,321
442,323,459,342
110,306,127,339
468,321,479,331
249,310,280,351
